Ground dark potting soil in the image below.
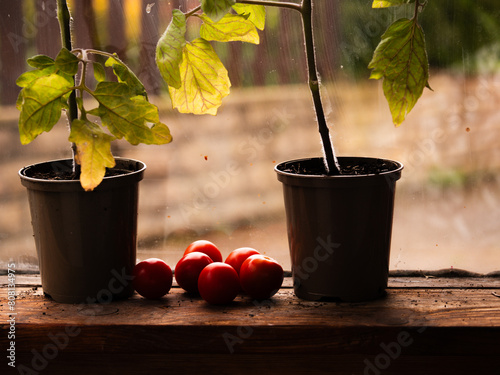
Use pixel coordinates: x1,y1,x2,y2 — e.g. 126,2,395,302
26,166,132,181
281,158,398,176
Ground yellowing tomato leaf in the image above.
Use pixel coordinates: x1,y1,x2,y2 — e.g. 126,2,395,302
55,47,80,75
27,54,55,69
93,62,106,82
156,9,187,89
232,4,266,30
201,0,235,23
18,74,74,144
105,55,146,96
368,18,429,126
16,66,57,88
199,13,260,44
372,0,415,8
88,81,172,145
168,38,230,115
68,119,116,191
150,122,173,144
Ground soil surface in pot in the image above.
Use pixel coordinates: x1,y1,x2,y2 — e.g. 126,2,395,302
25,165,132,181
282,158,398,176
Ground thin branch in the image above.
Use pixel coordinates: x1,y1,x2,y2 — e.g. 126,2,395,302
413,0,427,21
186,5,202,18
78,48,121,60
413,0,419,20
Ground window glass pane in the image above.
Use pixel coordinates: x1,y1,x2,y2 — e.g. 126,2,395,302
1,0,499,273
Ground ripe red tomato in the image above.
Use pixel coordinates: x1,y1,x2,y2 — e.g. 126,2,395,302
175,252,213,293
225,247,260,275
240,255,284,300
184,240,223,263
132,258,173,299
198,263,240,305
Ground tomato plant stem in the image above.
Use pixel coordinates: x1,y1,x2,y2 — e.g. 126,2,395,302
57,0,79,175
300,0,340,174
237,0,340,174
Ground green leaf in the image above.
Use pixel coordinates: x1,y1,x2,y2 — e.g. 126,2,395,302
199,13,260,44
232,4,266,30
88,81,172,145
27,55,55,69
68,119,116,191
201,0,235,23
93,62,106,82
168,38,231,115
372,0,415,8
150,122,173,144
156,9,187,89
55,48,80,75
18,74,74,144
105,55,146,96
16,66,56,88
19,50,75,89
368,18,429,126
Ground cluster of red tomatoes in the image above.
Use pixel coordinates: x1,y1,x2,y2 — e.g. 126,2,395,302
132,240,284,304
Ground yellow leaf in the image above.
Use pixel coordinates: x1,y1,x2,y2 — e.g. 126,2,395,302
372,0,413,8
69,119,116,191
18,74,73,144
169,38,231,115
199,13,260,44
232,4,266,30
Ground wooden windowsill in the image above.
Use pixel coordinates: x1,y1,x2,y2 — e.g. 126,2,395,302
1,273,499,374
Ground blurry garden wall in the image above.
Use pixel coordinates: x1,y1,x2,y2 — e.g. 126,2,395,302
1,0,499,273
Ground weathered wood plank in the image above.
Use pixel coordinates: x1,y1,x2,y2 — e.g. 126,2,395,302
2,278,500,329
2,276,499,374
2,273,500,288
4,288,500,327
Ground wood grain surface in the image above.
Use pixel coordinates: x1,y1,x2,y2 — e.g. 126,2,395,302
1,275,499,374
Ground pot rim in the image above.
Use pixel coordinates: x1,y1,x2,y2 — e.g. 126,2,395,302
275,156,403,188
19,157,146,192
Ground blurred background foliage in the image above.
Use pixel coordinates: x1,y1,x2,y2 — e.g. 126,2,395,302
339,0,500,77
1,0,499,105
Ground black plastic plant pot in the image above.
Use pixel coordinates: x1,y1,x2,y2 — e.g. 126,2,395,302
19,158,146,304
275,157,403,302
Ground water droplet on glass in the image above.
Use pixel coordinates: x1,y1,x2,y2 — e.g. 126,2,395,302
146,3,155,13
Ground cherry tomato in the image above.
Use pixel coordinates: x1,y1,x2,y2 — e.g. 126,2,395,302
240,255,284,300
132,258,173,299
225,247,260,275
198,263,240,305
184,240,223,263
175,252,213,293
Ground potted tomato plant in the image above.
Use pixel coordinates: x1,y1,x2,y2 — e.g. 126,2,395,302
16,0,172,303
155,0,430,301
